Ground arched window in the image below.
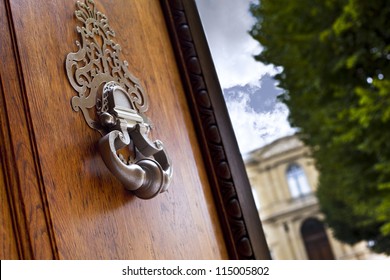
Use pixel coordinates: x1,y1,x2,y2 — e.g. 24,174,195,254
301,218,334,259
286,163,311,198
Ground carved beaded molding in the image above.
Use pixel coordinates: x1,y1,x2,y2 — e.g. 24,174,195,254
164,1,255,259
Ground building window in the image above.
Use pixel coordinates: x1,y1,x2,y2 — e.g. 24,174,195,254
286,163,311,198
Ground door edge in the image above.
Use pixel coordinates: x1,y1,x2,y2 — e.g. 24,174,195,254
160,0,271,260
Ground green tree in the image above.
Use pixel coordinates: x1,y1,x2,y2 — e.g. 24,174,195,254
250,0,390,254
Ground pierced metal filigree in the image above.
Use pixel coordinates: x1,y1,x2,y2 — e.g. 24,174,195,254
66,0,148,133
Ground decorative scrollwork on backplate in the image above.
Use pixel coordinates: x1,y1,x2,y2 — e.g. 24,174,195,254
65,0,172,199
66,0,148,133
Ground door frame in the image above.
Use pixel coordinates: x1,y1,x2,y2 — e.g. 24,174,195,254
161,0,270,259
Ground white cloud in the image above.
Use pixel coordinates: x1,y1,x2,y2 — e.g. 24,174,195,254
225,94,296,155
196,0,295,154
196,0,276,88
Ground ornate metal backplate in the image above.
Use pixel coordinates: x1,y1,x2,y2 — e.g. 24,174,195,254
65,0,172,199
66,0,148,133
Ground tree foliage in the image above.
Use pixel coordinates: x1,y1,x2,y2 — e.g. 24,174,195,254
250,0,390,254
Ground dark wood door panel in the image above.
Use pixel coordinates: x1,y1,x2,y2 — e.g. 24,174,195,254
0,130,19,260
1,0,269,259
7,0,227,259
0,0,56,259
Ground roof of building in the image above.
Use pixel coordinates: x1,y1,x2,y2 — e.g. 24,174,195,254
245,134,305,165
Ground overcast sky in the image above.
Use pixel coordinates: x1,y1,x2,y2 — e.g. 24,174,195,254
196,0,295,154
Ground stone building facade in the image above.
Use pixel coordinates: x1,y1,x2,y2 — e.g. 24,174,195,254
245,134,384,260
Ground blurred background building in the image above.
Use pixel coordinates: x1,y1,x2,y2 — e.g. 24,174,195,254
245,134,385,260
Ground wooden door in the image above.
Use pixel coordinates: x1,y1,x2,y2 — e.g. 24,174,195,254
0,0,269,259
301,218,335,260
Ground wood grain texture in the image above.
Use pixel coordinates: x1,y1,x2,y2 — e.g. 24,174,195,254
2,0,269,260
161,0,271,259
8,0,227,259
0,82,19,260
0,0,56,259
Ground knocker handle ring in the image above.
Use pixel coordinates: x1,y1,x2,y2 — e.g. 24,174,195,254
99,129,172,199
